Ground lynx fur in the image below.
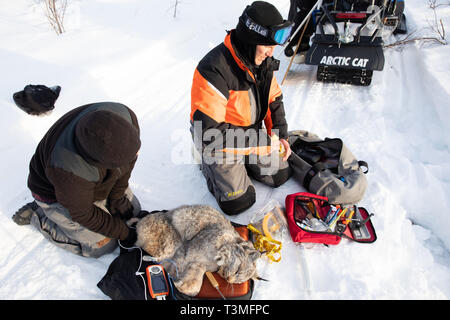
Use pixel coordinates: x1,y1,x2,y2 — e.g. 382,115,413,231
135,205,260,296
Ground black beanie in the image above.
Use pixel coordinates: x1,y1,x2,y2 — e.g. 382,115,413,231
235,1,284,45
75,110,141,168
13,85,61,115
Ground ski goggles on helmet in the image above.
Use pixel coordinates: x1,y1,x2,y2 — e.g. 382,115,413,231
241,12,294,45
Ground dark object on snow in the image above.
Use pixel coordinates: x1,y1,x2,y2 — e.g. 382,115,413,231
13,84,61,115
286,0,407,86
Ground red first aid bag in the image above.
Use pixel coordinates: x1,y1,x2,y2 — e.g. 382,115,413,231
285,192,377,245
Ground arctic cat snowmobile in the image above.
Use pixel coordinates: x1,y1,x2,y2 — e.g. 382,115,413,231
288,0,407,86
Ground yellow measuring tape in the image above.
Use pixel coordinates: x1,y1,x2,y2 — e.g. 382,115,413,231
262,211,281,238
247,224,282,263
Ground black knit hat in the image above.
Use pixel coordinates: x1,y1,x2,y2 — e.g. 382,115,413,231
13,85,61,115
75,110,141,168
235,1,284,45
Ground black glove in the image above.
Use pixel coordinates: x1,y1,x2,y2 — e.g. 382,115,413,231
120,227,137,249
108,196,134,220
136,209,168,219
136,210,151,219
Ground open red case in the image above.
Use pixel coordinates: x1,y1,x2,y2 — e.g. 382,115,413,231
285,192,377,245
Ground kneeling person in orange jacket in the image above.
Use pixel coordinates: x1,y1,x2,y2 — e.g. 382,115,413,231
191,1,293,215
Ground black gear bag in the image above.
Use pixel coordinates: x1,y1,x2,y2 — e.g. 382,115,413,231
288,130,369,205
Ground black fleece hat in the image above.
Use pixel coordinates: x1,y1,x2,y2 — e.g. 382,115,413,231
235,1,284,45
75,110,141,168
13,85,61,115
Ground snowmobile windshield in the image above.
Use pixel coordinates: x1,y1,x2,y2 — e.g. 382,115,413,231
241,12,294,45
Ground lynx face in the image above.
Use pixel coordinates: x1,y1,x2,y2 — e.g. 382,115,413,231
215,241,260,283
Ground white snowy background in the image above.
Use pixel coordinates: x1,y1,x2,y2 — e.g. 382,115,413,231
0,0,449,300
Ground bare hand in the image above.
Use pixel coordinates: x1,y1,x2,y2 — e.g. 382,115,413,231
279,138,291,162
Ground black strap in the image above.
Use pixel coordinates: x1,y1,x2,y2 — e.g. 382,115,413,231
303,162,327,190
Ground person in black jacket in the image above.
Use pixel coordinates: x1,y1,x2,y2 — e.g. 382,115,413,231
13,102,142,258
190,1,293,215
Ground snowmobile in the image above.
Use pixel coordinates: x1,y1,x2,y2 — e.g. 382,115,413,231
286,0,407,86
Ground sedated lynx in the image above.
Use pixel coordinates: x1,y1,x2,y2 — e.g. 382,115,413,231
135,205,260,296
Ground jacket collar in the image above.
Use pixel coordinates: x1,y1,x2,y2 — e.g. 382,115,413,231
224,31,255,81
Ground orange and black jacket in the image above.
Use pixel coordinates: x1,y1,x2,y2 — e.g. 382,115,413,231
191,31,288,152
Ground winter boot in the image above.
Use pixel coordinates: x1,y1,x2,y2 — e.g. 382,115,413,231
12,201,39,226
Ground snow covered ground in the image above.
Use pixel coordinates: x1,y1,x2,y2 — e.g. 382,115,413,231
0,0,449,300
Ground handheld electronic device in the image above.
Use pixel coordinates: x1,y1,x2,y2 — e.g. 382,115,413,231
146,265,169,300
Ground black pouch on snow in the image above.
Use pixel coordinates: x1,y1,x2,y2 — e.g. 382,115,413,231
97,247,151,300
13,84,61,115
287,130,369,205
